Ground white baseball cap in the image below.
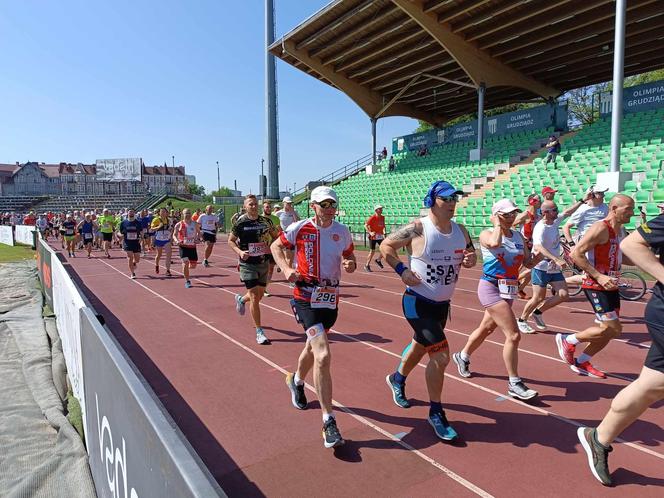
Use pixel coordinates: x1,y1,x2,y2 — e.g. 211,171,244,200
282,196,293,204
492,199,521,215
310,186,338,204
374,204,383,211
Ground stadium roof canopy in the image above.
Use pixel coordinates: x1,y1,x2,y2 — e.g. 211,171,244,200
268,0,664,126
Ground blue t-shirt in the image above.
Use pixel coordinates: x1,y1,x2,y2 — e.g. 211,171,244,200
120,219,142,243
139,215,153,231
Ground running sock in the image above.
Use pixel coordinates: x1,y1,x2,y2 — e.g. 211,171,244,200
508,376,522,386
429,401,443,417
577,353,592,364
565,334,580,345
294,372,304,386
533,309,543,316
518,318,526,322
459,351,470,362
323,412,334,423
393,371,406,384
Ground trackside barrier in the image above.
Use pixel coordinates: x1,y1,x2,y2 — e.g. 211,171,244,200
0,225,13,246
36,236,225,497
15,224,37,247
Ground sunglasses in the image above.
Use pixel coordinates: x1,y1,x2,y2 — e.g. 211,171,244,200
498,211,518,217
437,195,459,203
316,200,337,209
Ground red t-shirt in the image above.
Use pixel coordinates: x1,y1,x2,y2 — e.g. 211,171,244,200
23,215,36,226
366,214,385,240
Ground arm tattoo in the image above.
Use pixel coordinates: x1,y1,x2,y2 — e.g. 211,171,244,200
387,222,422,242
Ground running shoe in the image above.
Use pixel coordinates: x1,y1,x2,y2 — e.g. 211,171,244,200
185,280,192,289
385,374,411,408
264,290,271,297
507,381,538,400
364,264,372,272
235,294,246,316
577,427,613,486
155,264,160,274
571,360,606,379
532,312,547,330
452,352,471,378
71,252,76,258
322,417,344,448
256,328,270,345
166,270,172,277
203,259,209,267
131,273,136,280
375,259,384,269
555,333,576,365
87,254,91,259
107,254,111,259
285,372,307,410
517,319,535,334
428,411,458,441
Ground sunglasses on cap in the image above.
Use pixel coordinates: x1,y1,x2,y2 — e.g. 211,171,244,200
437,194,460,203
316,200,337,209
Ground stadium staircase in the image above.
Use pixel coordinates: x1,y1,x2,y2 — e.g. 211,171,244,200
454,108,664,236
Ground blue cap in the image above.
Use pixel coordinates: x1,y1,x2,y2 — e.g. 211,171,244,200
431,180,463,198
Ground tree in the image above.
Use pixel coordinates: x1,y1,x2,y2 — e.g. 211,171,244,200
209,186,234,197
186,182,205,196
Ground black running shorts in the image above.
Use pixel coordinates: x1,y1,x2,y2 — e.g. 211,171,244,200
291,298,338,331
582,289,620,321
123,241,141,254
179,246,198,262
202,232,217,243
102,232,113,242
402,290,450,351
645,294,664,373
370,238,383,250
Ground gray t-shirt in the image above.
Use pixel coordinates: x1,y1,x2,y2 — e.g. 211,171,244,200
277,210,298,230
568,203,609,239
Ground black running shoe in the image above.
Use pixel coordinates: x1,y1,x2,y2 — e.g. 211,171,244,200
322,417,344,448
375,258,384,269
385,374,410,408
577,427,613,486
286,373,307,409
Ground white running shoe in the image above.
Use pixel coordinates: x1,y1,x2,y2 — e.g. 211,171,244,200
256,328,270,345
517,320,535,334
533,313,547,330
235,294,245,316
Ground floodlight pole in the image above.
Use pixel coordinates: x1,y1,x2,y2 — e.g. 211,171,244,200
371,117,377,166
477,83,485,150
265,0,280,198
217,161,220,192
609,0,626,173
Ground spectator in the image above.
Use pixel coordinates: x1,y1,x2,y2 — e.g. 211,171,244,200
541,186,557,201
381,146,388,159
388,156,396,172
544,135,561,167
418,144,429,157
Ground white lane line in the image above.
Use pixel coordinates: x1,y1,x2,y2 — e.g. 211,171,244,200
96,258,493,498
143,259,663,461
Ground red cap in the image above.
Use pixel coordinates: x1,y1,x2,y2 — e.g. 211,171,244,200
541,186,558,195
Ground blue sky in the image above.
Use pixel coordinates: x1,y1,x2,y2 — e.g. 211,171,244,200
0,0,417,195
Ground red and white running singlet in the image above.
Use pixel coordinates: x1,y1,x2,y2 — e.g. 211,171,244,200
581,220,623,291
280,219,354,302
177,221,197,248
521,210,540,246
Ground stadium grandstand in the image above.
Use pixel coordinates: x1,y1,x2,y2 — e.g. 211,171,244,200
272,0,664,239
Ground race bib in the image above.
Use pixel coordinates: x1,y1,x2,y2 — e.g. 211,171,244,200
126,232,138,241
248,242,268,255
311,286,339,309
498,279,518,299
155,230,170,242
83,233,93,240
374,234,384,240
103,222,111,229
204,220,216,230
184,236,196,245
65,229,74,236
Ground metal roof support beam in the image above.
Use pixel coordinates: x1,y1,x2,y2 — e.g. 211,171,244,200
375,74,421,118
391,0,559,98
279,39,445,126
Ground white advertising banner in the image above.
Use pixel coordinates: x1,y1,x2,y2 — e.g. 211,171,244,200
0,225,13,246
14,224,35,245
95,158,142,182
51,256,88,444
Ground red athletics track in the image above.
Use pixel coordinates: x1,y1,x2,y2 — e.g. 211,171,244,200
51,236,663,497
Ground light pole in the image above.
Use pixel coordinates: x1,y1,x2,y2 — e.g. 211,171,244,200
172,155,175,169
217,161,220,193
261,158,265,198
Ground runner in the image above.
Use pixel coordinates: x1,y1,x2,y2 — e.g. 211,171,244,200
98,208,116,258
58,213,67,249
381,181,476,441
36,214,49,240
577,212,664,486
228,195,279,344
62,213,77,257
271,186,356,448
364,205,386,272
517,197,586,333
513,193,541,299
119,209,142,279
452,199,543,400
77,212,97,259
197,205,219,267
172,208,201,288
139,209,153,255
276,196,299,231
555,194,635,378
262,200,282,296
151,207,173,276
191,208,202,222
563,186,609,245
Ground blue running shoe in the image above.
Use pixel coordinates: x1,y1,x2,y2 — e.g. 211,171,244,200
235,294,245,316
185,280,192,288
385,374,411,408
428,411,458,441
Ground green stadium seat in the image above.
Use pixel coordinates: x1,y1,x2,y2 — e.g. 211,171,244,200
623,180,637,192
653,190,664,202
635,190,650,203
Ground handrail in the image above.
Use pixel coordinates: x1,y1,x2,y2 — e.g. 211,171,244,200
290,151,379,198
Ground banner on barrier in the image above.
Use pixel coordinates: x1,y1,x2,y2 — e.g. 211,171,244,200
15,224,36,246
51,256,88,444
0,225,13,246
80,308,224,498
37,238,54,308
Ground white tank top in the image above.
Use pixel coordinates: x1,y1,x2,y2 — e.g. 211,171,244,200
409,217,466,302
